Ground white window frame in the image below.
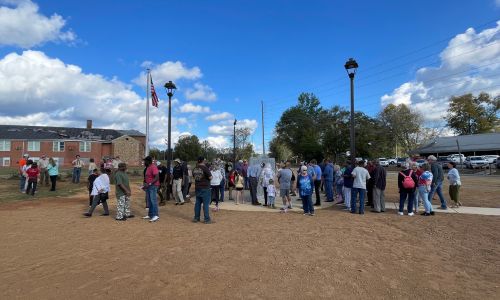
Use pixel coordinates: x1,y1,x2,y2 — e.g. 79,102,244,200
52,141,65,152
28,141,41,152
2,157,10,166
79,141,91,152
0,140,11,151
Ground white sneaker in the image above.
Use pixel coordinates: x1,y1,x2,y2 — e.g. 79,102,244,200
408,212,414,216
398,212,404,216
150,216,159,222
142,216,150,219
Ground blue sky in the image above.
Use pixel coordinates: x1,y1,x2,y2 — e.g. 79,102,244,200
0,0,499,152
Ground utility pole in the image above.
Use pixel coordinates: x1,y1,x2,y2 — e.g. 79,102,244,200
261,100,265,156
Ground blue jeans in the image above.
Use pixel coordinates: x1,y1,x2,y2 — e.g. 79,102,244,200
399,191,415,213
219,178,225,201
244,176,249,189
351,188,366,214
418,185,433,213
194,188,211,222
336,184,344,201
324,180,333,201
72,168,81,183
301,194,314,214
146,185,159,218
428,180,447,208
19,175,26,192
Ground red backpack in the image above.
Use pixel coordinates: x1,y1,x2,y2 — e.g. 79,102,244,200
400,170,415,189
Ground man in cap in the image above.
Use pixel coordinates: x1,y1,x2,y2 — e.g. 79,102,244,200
143,156,160,222
38,154,50,187
172,158,185,205
114,162,134,221
192,156,213,224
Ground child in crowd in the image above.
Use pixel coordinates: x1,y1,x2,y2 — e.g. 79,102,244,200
234,170,244,204
26,162,40,196
267,179,276,209
87,169,99,206
209,163,223,211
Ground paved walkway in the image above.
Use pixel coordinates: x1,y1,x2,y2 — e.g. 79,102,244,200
215,191,500,216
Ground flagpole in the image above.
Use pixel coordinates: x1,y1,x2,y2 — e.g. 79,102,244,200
145,69,150,156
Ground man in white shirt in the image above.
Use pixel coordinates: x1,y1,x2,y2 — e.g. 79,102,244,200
38,155,50,186
350,160,371,214
84,168,111,217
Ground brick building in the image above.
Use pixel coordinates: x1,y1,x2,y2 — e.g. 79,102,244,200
0,121,145,167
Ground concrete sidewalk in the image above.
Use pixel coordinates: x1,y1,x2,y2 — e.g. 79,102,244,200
214,191,500,216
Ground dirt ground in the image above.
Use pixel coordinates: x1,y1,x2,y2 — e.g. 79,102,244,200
0,188,499,299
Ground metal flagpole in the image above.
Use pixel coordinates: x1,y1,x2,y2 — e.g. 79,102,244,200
145,69,150,156
261,100,265,156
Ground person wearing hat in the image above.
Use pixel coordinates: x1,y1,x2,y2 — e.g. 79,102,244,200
114,162,135,221
142,156,160,222
38,155,50,187
192,156,213,224
172,158,185,205
72,155,84,184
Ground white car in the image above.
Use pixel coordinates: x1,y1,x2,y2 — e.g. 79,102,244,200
387,158,397,165
483,155,499,164
465,156,489,169
447,154,465,163
378,158,389,167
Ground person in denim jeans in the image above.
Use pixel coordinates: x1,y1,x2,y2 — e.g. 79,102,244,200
427,155,447,209
192,157,213,224
398,162,419,216
417,164,434,216
143,156,160,222
297,166,314,216
350,160,371,214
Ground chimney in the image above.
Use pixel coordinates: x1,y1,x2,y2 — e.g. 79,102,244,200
86,120,92,129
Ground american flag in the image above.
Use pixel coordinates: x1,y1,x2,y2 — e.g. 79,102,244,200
150,76,159,108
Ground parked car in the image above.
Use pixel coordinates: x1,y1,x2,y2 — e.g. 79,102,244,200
397,157,408,167
464,156,489,169
378,158,389,167
415,159,427,167
387,158,397,165
483,155,499,164
436,156,451,169
447,154,466,163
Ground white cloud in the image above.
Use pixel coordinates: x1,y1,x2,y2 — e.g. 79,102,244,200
133,61,202,87
381,21,500,122
0,50,188,149
0,0,76,48
205,112,234,122
203,135,229,149
179,102,210,113
208,119,258,136
185,82,216,101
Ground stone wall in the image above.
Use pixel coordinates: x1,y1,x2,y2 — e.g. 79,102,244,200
112,135,144,166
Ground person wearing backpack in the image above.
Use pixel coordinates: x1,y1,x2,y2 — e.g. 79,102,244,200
398,162,419,216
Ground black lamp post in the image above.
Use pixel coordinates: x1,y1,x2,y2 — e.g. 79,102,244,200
345,58,358,166
164,80,177,200
233,119,237,166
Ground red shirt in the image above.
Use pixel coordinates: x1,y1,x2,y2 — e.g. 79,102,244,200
26,167,39,180
145,164,160,186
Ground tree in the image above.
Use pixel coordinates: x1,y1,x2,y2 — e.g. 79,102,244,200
201,140,218,162
232,127,254,160
174,135,203,161
445,93,500,135
269,137,293,162
378,104,424,156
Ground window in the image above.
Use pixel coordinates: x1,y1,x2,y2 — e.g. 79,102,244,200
28,141,40,151
1,157,10,166
52,141,65,152
79,141,91,152
0,140,11,151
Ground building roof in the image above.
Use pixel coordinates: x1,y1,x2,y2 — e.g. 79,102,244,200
411,133,500,154
0,125,145,141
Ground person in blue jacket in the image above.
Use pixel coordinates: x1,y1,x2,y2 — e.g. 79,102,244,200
323,160,334,202
297,165,315,216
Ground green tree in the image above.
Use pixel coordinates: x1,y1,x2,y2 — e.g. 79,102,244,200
445,93,499,135
378,104,424,156
174,135,203,161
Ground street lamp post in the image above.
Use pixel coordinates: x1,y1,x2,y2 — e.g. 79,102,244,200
345,58,358,167
164,80,177,200
233,119,237,166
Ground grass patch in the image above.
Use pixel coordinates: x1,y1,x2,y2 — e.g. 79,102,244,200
0,178,88,204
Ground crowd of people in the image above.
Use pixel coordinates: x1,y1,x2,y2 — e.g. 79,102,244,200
16,152,463,223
